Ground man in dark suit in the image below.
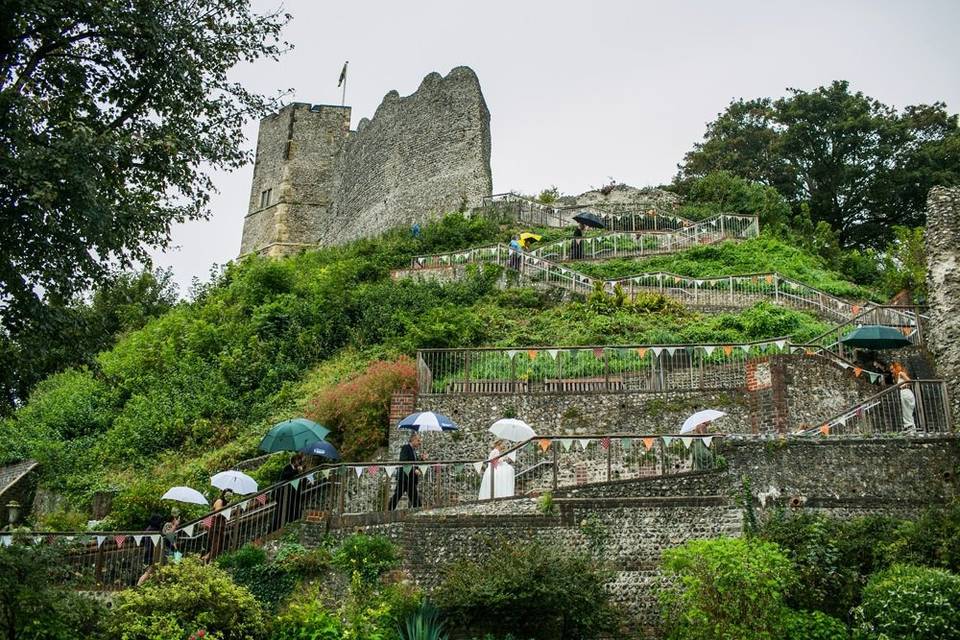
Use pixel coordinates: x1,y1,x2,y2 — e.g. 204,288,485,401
388,433,422,509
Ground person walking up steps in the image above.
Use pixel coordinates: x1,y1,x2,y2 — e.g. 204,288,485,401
389,433,423,509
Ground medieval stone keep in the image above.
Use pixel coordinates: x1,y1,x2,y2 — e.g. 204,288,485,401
240,66,492,256
925,186,960,424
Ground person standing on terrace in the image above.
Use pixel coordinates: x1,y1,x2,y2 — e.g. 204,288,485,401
389,433,423,509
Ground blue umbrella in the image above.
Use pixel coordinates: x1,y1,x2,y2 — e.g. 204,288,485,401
573,211,606,229
398,411,458,432
300,440,340,461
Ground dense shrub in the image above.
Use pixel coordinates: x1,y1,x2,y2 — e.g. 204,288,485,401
884,499,960,573
659,537,795,640
854,564,960,639
0,543,108,640
434,540,618,639
331,534,401,587
270,599,343,640
307,358,416,460
782,610,849,640
107,558,266,640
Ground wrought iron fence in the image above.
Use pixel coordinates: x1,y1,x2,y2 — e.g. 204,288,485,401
9,433,723,590
416,339,791,395
797,305,927,362
796,379,951,437
478,192,691,231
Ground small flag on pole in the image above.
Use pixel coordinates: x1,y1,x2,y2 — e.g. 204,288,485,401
338,61,348,87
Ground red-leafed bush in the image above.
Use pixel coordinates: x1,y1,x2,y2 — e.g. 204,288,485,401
307,357,416,460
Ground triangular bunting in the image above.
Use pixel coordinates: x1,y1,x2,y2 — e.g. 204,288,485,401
702,436,713,448
722,346,734,357
561,439,574,451
96,536,106,548
221,508,233,521
354,467,364,478
538,438,552,452
472,462,484,474
548,349,559,360
290,478,301,489
636,347,648,358
651,347,663,357
704,346,716,356
819,425,830,436
322,469,332,479
666,347,679,356
765,275,774,284
600,437,611,450
150,534,161,546
200,516,214,530
642,437,655,451
114,535,126,548
418,464,430,475
681,437,693,449
775,340,787,351
854,367,863,377
305,472,316,484
578,438,592,450
507,350,519,360
739,344,751,353
384,465,397,477
0,536,11,547
662,436,673,446
367,465,380,476
454,463,465,473
868,372,880,384
527,349,538,361
133,535,143,547
593,348,605,359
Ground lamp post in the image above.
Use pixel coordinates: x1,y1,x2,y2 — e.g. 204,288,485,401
6,500,21,527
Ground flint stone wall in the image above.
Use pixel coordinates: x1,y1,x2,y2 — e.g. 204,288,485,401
304,436,959,637
925,186,960,424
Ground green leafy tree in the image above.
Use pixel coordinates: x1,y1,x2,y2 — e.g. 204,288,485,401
679,171,791,231
0,0,289,334
678,81,960,248
0,268,178,415
879,226,927,301
855,564,960,640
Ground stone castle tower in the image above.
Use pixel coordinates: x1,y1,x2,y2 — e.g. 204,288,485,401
240,66,492,257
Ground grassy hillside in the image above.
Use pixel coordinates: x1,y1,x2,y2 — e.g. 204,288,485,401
0,213,868,528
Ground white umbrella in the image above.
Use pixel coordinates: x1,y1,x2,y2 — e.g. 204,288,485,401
489,418,537,442
210,471,258,495
680,410,727,434
161,486,209,506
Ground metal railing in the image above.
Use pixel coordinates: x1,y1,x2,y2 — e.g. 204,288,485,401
416,339,790,395
530,214,759,262
478,192,691,231
404,242,866,323
798,305,927,362
10,433,723,590
796,379,952,437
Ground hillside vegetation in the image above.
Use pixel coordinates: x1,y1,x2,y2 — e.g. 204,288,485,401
1,212,871,528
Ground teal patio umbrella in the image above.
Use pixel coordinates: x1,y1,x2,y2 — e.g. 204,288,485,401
259,418,331,453
839,325,913,350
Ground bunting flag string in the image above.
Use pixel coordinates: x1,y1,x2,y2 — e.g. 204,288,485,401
548,349,559,360
256,493,269,505
561,439,574,452
702,436,714,448
353,467,364,478
201,516,214,530
662,436,674,446
289,478,301,490
681,437,693,449
149,534,161,546
221,508,233,521
538,439,552,452
642,437,655,451
367,465,380,476
384,465,397,477
402,465,413,474
527,349,538,361
454,463,465,473
578,438,592,450
183,524,195,537
472,462,484,475
114,534,126,548
321,469,333,480
418,464,430,476
621,438,633,451
96,536,106,548
305,472,316,484
819,425,830,436
600,437,611,450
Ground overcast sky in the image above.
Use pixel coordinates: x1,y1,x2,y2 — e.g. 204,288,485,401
150,0,960,292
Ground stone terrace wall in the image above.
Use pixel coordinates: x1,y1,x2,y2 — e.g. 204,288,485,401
304,436,959,637
926,186,960,424
403,389,750,461
325,66,492,246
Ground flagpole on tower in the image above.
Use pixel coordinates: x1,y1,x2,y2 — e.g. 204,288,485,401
338,61,349,106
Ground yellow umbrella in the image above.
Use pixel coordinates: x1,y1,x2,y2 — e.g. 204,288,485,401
518,232,542,249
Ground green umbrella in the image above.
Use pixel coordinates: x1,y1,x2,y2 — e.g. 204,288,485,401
259,418,331,453
839,325,913,350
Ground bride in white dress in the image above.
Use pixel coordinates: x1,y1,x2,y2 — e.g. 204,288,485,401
478,439,515,500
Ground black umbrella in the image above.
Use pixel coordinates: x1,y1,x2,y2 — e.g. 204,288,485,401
573,211,606,229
